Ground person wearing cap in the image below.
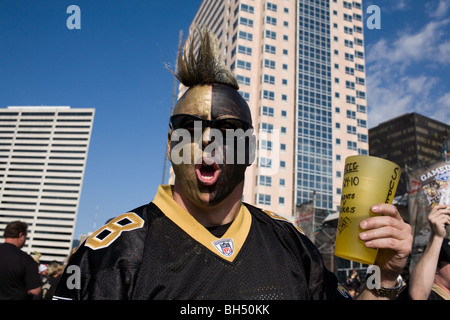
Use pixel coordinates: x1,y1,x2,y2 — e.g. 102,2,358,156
0,221,42,300
409,204,450,300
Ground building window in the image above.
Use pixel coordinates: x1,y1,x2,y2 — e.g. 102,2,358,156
345,67,355,75
266,2,277,12
263,90,275,100
264,59,276,69
358,133,368,143
346,95,356,104
259,175,272,186
261,106,274,117
356,77,365,85
266,16,277,26
237,60,251,70
344,13,352,22
238,91,250,101
238,31,253,41
238,45,252,55
261,122,274,133
263,74,275,84
347,125,357,135
237,75,251,86
240,17,253,27
347,141,357,150
260,140,273,151
265,30,277,40
258,194,271,205
259,157,272,168
356,91,366,99
358,149,368,155
264,44,276,54
357,104,366,113
347,110,356,119
241,4,254,13
357,119,367,128
346,81,355,90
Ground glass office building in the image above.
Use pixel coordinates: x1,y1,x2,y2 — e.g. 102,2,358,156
296,0,333,210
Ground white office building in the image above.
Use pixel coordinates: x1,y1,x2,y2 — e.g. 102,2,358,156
0,106,94,262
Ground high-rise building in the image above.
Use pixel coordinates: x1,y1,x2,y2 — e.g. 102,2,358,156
0,106,95,262
185,0,368,218
369,112,450,196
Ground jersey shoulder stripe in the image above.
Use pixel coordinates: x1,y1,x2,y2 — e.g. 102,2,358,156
244,203,306,236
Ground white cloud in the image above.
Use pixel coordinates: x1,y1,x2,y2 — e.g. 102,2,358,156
430,93,450,125
366,18,450,67
366,72,438,127
428,0,450,19
366,15,450,128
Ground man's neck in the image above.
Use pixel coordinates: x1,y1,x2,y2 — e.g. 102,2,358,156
172,183,244,227
4,238,22,248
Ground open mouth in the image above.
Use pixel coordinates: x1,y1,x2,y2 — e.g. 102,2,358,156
195,160,220,186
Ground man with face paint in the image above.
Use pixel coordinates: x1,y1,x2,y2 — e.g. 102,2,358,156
53,29,412,301
168,83,254,227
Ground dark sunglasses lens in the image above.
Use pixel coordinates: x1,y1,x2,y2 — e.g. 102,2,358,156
214,119,251,131
171,115,198,131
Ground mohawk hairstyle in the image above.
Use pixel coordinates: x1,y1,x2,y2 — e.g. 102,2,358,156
173,27,239,90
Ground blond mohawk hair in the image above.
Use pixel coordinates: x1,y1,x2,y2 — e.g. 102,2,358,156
174,27,239,90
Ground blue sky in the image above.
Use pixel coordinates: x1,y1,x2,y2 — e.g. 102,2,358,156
1,0,449,240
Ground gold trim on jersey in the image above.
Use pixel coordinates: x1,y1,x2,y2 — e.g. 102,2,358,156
431,283,450,300
152,185,252,263
262,209,306,235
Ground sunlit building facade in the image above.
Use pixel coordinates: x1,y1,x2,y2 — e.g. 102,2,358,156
186,0,368,217
0,106,94,262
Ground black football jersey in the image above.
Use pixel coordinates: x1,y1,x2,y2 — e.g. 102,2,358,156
53,185,351,300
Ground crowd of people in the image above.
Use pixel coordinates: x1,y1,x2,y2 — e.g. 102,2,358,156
0,221,64,300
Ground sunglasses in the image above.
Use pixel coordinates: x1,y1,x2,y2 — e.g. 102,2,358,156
169,114,253,133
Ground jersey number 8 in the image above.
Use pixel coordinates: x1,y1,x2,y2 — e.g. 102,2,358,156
85,212,144,250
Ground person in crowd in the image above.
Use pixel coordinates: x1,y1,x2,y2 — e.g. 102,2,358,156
0,221,42,300
409,204,450,300
41,262,64,300
346,268,361,294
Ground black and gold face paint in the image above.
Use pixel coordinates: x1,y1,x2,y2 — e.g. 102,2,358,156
168,84,254,207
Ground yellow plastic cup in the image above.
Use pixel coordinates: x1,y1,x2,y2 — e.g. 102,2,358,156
334,155,401,264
